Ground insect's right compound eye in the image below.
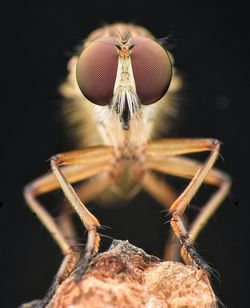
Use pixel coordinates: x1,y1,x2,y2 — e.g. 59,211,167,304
76,37,118,106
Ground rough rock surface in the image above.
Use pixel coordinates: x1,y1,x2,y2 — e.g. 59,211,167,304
50,240,216,308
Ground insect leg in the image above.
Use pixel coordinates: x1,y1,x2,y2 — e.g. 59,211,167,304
145,155,231,241
57,171,121,246
49,146,115,257
134,170,181,261
145,138,230,272
24,146,113,254
51,172,121,303
24,146,117,304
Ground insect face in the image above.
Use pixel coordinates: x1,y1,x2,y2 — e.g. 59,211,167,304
76,36,172,129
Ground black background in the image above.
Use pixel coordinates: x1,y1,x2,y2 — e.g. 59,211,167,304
2,1,249,307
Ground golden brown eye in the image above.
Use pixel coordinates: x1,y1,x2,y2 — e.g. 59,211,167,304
76,37,118,105
130,37,172,105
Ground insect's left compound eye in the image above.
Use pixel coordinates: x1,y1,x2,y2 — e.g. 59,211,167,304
76,37,118,105
130,38,172,105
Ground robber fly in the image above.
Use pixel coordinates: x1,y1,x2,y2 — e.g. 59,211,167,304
23,23,231,306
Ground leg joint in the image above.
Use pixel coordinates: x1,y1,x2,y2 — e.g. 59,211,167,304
211,138,221,146
23,183,33,196
23,183,38,197
50,155,61,166
210,138,221,152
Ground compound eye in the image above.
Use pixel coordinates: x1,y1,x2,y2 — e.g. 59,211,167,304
76,37,118,105
131,38,172,105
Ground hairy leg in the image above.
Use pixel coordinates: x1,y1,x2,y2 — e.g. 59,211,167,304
144,139,231,272
134,170,181,261
23,146,122,305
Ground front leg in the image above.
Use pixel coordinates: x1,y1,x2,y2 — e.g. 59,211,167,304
145,138,230,275
23,146,121,306
48,148,123,280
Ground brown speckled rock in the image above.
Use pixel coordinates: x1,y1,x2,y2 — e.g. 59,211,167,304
49,240,216,308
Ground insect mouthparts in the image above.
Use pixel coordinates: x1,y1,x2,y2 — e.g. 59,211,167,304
120,97,130,130
110,86,141,130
